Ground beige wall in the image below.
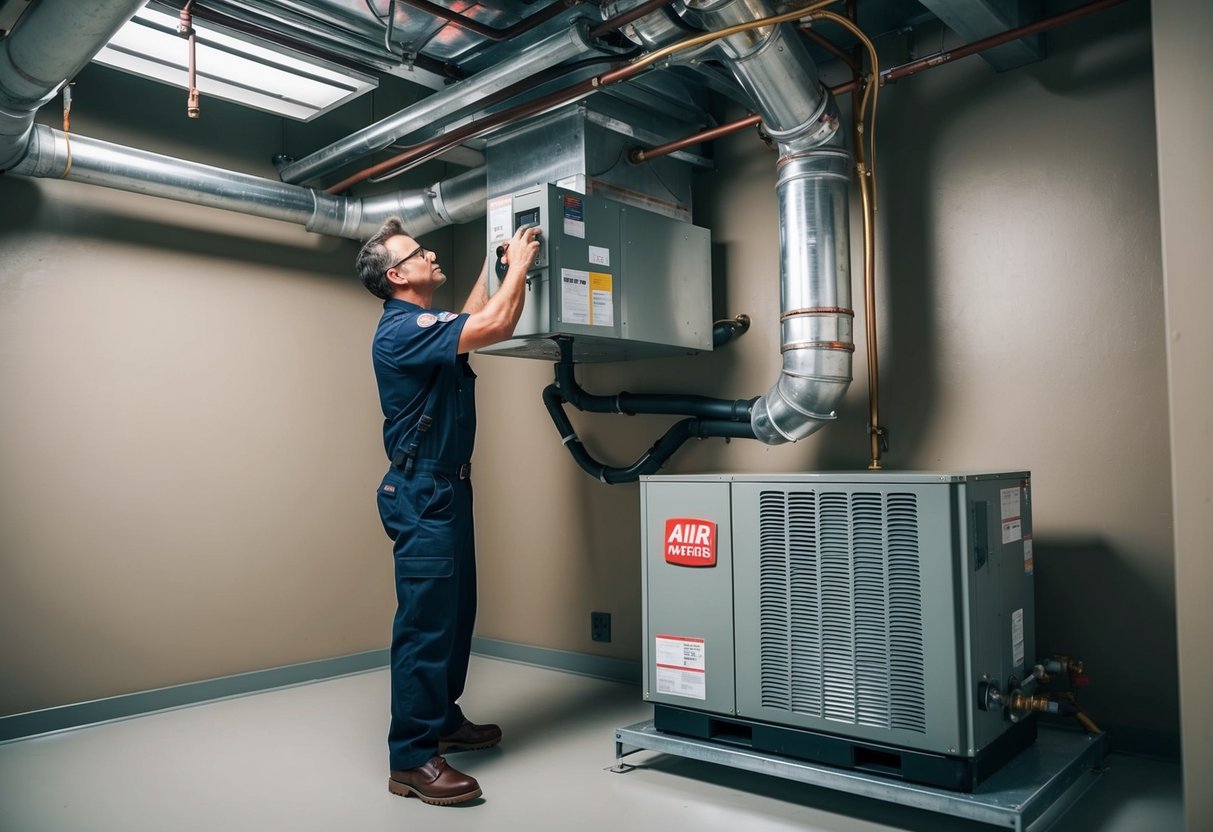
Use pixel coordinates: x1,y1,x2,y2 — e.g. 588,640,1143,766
1153,1,1213,827
0,1,1181,757
0,67,448,716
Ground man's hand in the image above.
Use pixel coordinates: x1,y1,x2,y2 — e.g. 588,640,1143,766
456,224,543,354
501,224,541,279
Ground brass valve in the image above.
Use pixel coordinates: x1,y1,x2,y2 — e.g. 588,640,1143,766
1009,692,1053,715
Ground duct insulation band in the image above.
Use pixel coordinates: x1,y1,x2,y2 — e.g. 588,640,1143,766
751,147,854,445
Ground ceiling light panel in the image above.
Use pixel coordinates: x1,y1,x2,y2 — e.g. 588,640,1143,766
92,4,377,121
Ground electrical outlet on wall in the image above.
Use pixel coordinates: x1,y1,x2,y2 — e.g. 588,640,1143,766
590,611,611,643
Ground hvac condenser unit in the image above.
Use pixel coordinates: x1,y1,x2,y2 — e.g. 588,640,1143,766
641,472,1036,791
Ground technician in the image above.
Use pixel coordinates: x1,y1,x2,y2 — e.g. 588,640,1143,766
356,217,540,806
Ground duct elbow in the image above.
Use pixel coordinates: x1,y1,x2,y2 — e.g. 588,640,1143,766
751,348,852,445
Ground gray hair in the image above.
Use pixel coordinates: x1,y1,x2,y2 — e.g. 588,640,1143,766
356,217,409,300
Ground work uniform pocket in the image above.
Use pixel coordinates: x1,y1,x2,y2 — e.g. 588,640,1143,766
395,556,454,579
419,472,455,519
376,470,405,540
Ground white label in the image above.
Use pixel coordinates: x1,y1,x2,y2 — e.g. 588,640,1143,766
561,268,590,325
656,667,706,700
565,218,585,238
588,245,610,267
1023,535,1034,575
655,635,705,670
488,195,511,244
1000,486,1023,543
1002,518,1022,544
1000,487,1021,521
1011,608,1025,669
655,635,706,701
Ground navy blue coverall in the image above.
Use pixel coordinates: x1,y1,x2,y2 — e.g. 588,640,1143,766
372,298,477,772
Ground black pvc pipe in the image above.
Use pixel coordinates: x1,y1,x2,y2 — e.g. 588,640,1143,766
551,336,755,422
712,314,750,348
542,384,756,484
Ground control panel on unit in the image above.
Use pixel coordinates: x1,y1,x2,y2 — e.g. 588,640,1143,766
490,189,547,280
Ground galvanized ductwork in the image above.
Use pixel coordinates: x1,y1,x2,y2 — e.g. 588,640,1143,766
0,0,144,170
10,125,485,240
0,0,590,240
0,0,486,241
684,0,853,445
278,21,598,186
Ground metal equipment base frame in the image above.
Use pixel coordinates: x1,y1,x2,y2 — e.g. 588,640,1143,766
613,720,1107,832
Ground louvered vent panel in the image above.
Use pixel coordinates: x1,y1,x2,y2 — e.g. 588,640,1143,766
818,492,855,723
756,488,926,734
787,492,822,717
852,492,890,728
887,493,926,732
758,490,791,710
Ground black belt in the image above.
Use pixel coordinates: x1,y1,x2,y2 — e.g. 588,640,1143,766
409,459,472,480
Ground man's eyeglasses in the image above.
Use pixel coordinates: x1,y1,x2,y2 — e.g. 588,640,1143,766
386,245,429,274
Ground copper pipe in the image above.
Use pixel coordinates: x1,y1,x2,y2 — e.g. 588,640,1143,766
799,25,857,71
1075,712,1101,734
178,2,199,119
396,0,575,42
629,114,760,162
590,0,672,39
844,0,883,470
885,0,1128,84
830,78,860,96
326,77,602,193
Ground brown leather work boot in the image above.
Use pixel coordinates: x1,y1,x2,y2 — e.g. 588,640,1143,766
388,756,481,805
438,719,503,753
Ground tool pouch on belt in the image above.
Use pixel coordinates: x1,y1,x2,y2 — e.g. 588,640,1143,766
390,368,441,475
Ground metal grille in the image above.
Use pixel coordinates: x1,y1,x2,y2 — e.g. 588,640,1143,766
757,489,926,733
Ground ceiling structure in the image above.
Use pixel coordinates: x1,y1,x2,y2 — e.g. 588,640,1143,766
0,0,1075,197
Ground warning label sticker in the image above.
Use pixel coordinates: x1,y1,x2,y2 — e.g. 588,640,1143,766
1000,486,1022,544
655,634,706,700
589,272,613,327
1011,608,1025,669
563,194,585,239
1023,535,1034,575
488,195,511,244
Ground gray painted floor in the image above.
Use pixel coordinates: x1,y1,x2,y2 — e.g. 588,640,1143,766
0,656,1183,831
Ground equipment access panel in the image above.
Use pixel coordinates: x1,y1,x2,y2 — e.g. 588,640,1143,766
478,184,712,363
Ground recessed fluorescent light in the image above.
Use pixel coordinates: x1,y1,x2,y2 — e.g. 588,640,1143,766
92,3,377,122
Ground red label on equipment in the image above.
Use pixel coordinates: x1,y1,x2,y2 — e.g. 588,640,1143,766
664,518,717,567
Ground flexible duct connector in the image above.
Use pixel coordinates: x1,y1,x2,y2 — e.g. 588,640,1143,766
10,125,487,241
